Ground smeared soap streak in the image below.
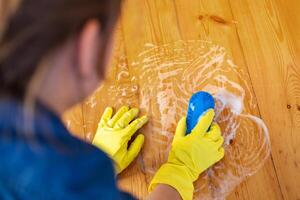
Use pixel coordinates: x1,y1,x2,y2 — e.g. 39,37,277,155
131,40,270,199
86,95,97,108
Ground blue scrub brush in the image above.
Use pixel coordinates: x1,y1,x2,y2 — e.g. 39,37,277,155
186,91,215,134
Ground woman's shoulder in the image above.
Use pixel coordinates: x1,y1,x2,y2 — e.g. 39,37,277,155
0,98,132,199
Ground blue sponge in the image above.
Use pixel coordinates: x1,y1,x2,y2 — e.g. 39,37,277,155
186,91,215,134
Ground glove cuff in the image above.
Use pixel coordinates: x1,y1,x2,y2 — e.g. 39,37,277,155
148,163,194,200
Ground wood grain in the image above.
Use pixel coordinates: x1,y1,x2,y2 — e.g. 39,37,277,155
64,0,300,199
1,0,298,199
229,0,300,199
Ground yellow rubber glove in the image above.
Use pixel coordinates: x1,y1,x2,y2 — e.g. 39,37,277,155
149,109,225,200
92,106,148,174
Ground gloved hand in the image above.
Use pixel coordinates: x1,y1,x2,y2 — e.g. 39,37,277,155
148,109,224,200
92,106,148,174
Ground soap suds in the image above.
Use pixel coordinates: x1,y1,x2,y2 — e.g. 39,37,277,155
131,40,270,199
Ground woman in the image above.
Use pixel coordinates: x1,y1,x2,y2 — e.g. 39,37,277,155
0,0,225,199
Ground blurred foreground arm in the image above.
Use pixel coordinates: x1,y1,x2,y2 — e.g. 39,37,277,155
148,109,225,200
92,106,148,174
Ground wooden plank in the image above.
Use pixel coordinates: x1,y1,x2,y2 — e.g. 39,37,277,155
229,0,300,199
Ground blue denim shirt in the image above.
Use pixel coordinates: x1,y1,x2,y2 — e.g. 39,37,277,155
0,99,134,200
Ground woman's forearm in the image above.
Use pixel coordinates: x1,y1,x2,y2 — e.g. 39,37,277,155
147,184,182,200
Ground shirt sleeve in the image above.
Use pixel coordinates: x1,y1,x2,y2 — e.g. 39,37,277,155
55,142,137,200
0,100,137,200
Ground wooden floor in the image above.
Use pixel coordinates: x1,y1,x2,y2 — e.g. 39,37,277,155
2,0,299,199
69,0,299,199
64,0,300,199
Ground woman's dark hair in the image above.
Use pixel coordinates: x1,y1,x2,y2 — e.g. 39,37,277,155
0,0,121,99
